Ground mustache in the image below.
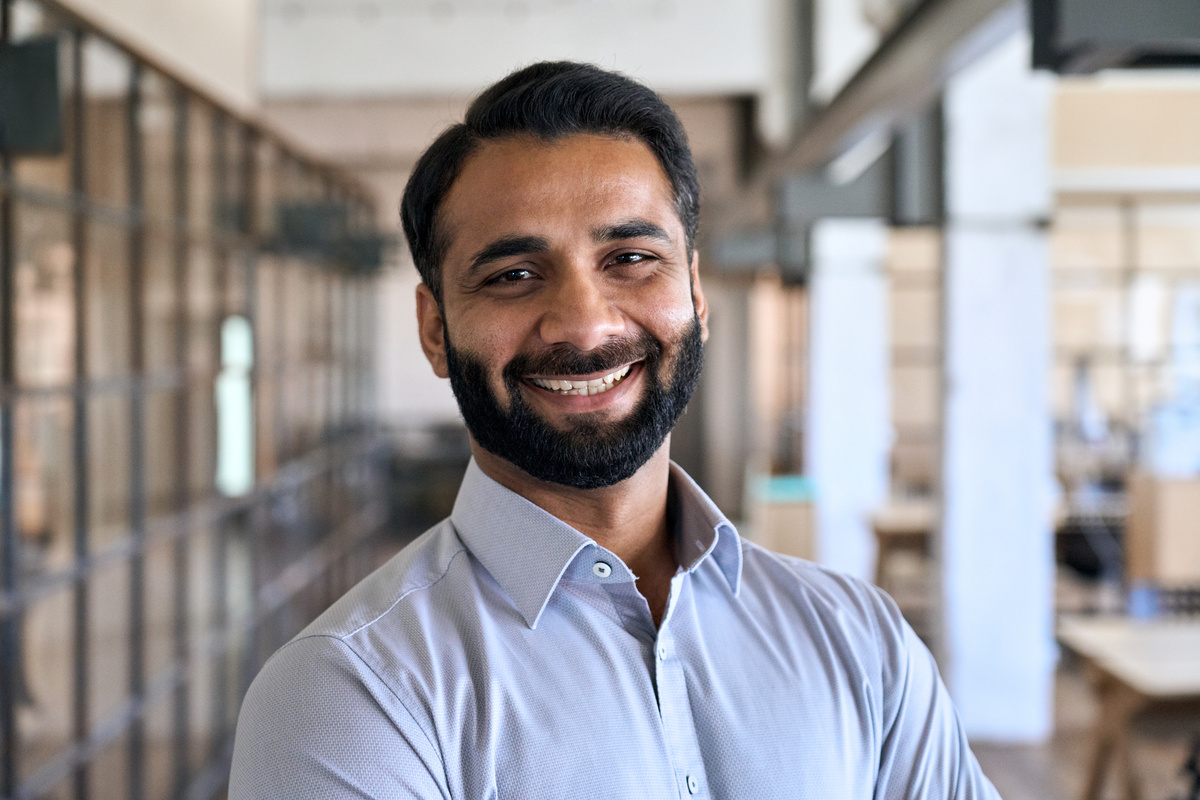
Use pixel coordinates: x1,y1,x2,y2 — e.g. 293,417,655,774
503,331,661,383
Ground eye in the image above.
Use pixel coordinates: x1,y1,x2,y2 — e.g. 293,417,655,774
487,267,536,285
608,252,656,267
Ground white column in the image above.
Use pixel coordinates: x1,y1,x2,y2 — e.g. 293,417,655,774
806,218,891,580
941,30,1056,741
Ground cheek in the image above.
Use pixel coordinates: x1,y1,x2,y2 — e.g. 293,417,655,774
446,311,527,406
639,288,699,339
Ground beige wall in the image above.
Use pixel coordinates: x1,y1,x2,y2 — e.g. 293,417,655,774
1055,81,1200,169
58,0,258,111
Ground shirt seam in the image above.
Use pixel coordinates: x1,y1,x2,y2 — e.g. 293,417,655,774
342,544,470,639
289,633,451,793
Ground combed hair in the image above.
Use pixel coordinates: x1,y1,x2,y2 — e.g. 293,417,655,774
400,61,700,304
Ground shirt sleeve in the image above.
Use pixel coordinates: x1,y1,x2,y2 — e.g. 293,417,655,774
870,591,1002,800
229,635,449,800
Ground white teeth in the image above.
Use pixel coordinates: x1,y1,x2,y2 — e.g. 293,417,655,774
532,364,632,396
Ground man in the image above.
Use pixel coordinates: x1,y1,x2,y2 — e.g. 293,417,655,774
230,62,999,799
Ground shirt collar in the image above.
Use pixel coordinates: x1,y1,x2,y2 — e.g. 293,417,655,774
451,459,743,630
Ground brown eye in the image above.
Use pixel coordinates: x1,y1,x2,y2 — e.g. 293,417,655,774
490,268,535,284
610,252,653,266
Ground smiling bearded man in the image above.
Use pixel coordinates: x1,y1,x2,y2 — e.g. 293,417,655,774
229,62,1000,800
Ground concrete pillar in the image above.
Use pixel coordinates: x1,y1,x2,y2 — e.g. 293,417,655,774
806,218,891,580
941,29,1056,741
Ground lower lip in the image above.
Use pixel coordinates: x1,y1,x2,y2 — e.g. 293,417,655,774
524,363,643,412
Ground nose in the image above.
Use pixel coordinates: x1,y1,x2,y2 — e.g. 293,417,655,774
537,270,626,352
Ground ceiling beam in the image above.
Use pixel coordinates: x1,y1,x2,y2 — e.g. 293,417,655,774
708,0,1023,241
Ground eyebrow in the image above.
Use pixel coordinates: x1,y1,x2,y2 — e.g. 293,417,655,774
464,235,550,281
592,219,672,245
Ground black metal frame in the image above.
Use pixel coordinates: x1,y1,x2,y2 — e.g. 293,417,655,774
0,1,388,798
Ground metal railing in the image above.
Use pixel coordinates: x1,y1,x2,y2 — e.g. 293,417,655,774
0,1,393,797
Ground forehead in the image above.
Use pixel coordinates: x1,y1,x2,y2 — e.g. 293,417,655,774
438,134,680,255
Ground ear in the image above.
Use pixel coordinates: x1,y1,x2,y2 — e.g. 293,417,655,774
690,251,709,342
416,283,449,378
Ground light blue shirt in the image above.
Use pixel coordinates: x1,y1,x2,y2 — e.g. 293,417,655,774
230,460,999,799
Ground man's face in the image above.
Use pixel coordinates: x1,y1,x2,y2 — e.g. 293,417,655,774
416,133,708,489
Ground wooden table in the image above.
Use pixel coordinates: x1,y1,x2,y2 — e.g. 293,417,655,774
1057,615,1200,800
870,500,936,589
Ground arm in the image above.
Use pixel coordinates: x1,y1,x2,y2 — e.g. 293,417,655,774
872,595,1001,800
229,635,449,800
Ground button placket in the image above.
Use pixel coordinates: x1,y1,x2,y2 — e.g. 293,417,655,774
652,584,708,800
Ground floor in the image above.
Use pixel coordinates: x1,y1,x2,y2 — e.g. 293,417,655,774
973,660,1199,800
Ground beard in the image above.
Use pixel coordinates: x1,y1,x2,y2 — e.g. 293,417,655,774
444,317,704,490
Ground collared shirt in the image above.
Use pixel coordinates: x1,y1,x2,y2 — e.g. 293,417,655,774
230,460,999,800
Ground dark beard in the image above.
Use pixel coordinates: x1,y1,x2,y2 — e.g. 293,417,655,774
445,317,704,489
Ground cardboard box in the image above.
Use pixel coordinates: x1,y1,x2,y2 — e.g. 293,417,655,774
747,474,815,561
1126,472,1200,587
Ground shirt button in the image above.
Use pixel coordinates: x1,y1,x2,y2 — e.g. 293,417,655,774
686,775,699,794
657,643,668,660
592,561,612,578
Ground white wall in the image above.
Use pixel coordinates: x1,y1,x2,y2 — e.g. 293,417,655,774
57,0,258,110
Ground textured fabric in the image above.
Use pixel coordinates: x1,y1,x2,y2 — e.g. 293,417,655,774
230,460,1000,799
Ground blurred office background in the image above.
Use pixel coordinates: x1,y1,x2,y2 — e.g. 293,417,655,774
2,0,1200,798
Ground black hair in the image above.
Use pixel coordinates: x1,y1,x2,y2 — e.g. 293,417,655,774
399,61,700,305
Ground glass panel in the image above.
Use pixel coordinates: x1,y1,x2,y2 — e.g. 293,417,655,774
12,395,74,559
255,141,280,240
88,393,130,545
144,233,177,373
14,204,74,388
143,695,173,800
86,560,130,730
188,246,218,372
186,102,213,237
142,535,176,685
188,384,217,501
18,585,74,784
88,732,130,800
82,36,132,210
144,389,180,518
140,71,175,236
85,221,131,379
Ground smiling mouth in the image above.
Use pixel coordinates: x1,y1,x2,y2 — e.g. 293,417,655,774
529,364,633,396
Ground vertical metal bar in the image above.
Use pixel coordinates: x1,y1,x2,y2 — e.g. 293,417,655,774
170,83,192,800
364,267,376,428
326,265,335,442
69,26,92,800
274,231,286,470
125,60,148,800
0,0,20,795
209,110,230,762
239,124,261,690
340,277,351,434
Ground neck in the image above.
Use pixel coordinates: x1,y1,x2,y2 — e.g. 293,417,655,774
471,439,678,624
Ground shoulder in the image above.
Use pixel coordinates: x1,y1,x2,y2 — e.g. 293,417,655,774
295,517,470,641
234,519,472,770
735,537,910,661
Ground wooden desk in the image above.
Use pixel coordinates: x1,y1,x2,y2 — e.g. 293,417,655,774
1057,615,1200,800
